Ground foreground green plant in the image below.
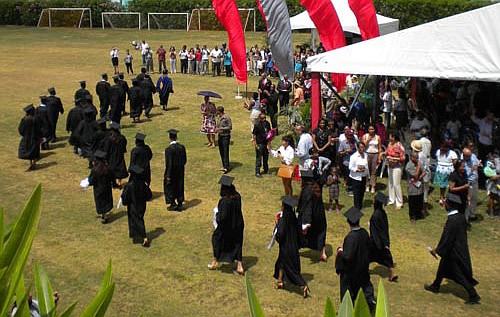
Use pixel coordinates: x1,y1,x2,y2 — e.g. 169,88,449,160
0,184,115,317
245,273,388,317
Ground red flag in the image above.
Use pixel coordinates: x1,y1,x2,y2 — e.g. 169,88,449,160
212,0,247,84
348,0,380,40
300,0,346,91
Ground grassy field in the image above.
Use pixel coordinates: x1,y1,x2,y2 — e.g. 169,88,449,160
1,26,500,316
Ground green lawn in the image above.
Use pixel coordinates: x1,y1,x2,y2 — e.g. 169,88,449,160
0,26,500,316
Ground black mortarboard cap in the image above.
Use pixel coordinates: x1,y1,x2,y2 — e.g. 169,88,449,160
84,107,94,114
168,129,178,136
129,165,144,174
101,73,107,78
23,104,34,113
218,175,234,187
344,206,363,223
135,133,145,141
300,170,314,179
375,192,389,204
94,150,107,159
48,87,55,93
39,95,48,101
283,195,299,208
446,193,462,205
110,122,121,130
79,80,86,84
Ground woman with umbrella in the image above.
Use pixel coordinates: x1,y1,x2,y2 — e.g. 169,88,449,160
200,95,217,147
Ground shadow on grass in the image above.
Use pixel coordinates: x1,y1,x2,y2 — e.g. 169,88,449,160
219,256,258,275
148,227,166,241
369,265,391,279
363,198,374,209
35,161,58,170
120,124,135,129
151,191,163,201
300,244,333,264
40,151,56,159
107,209,127,223
229,161,243,171
375,182,387,190
439,282,469,301
164,106,180,111
148,112,164,118
49,143,66,149
183,198,202,210
55,135,69,142
278,272,315,297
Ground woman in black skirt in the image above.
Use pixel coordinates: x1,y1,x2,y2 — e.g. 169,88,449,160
406,152,425,224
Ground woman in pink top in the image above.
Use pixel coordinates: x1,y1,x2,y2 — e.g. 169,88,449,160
362,124,382,193
385,131,406,209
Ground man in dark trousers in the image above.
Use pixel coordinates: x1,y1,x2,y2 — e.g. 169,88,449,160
163,129,187,211
369,192,398,282
46,87,64,142
75,80,91,101
35,95,51,150
95,73,111,119
335,206,376,310
215,106,232,174
257,72,272,100
118,72,129,116
156,69,173,111
252,113,271,177
277,74,292,112
128,78,145,122
129,133,153,185
138,69,156,118
109,75,125,124
424,193,480,304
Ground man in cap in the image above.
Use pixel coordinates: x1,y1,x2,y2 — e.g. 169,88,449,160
46,87,64,142
252,113,271,177
118,72,129,116
163,129,187,211
139,71,156,118
66,98,85,154
335,206,376,310
128,78,145,123
215,106,232,173
95,73,111,119
129,133,153,185
35,95,51,150
75,80,91,102
369,192,398,282
156,69,173,111
425,193,480,304
75,107,98,167
18,104,41,170
109,75,125,124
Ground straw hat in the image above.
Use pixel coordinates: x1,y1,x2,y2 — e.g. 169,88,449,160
411,140,422,152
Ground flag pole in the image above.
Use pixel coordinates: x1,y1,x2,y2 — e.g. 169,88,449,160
235,84,243,99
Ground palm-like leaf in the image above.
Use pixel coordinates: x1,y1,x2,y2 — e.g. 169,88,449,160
375,279,388,317
323,296,336,317
245,273,265,317
353,289,370,317
338,291,353,317
34,262,56,317
80,260,115,317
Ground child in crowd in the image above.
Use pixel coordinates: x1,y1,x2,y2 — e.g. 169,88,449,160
326,166,340,213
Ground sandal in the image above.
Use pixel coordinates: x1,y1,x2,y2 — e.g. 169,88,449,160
274,281,284,289
302,285,310,298
207,262,220,270
320,254,328,262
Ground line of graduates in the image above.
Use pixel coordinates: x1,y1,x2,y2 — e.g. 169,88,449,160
18,88,64,170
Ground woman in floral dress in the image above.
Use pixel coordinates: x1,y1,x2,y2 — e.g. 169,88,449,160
200,95,217,147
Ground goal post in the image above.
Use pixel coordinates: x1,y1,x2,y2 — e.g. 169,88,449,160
37,8,92,28
101,12,141,29
147,13,190,31
187,8,255,32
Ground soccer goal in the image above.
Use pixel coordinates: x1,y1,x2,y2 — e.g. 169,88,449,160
187,8,255,32
148,13,189,31
37,8,92,28
101,12,141,29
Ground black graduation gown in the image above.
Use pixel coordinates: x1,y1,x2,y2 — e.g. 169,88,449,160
140,76,156,114
109,84,125,123
18,115,41,160
274,207,307,286
335,228,374,302
163,142,187,204
88,166,114,215
46,95,64,140
297,186,327,250
75,119,97,158
435,212,478,288
369,207,394,268
95,81,111,117
130,144,153,185
92,128,110,154
128,85,144,118
121,175,152,239
105,133,128,179
74,88,91,101
35,106,51,140
118,80,129,112
66,106,85,146
211,193,245,262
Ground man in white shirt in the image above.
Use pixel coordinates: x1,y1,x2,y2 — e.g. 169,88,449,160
201,45,209,75
471,108,496,188
295,125,313,171
210,45,223,76
349,143,369,210
140,39,149,66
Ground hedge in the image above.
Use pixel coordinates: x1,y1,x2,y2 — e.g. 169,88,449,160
0,0,493,30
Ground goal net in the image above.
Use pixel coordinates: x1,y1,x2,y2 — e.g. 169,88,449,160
101,12,141,29
148,13,189,31
37,8,92,28
187,8,255,32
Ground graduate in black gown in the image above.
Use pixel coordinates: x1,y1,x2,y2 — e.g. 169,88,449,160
163,129,187,211
121,165,152,247
81,94,98,121
335,207,376,310
46,87,64,142
297,170,328,261
75,80,91,102
273,196,310,298
75,108,98,167
424,193,480,304
18,104,41,170
129,133,153,185
88,150,114,223
139,72,156,118
92,117,109,155
118,72,129,116
105,122,128,187
128,78,144,122
95,73,111,119
369,192,398,282
109,75,125,124
209,175,245,275
35,95,51,150
66,99,85,154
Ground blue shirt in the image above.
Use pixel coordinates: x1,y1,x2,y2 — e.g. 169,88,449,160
461,153,479,183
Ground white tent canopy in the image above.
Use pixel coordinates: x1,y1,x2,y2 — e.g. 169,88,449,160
306,3,500,83
290,0,399,36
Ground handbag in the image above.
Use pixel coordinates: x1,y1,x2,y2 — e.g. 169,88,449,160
277,164,294,179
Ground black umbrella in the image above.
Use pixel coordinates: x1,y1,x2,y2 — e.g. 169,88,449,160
197,90,222,99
